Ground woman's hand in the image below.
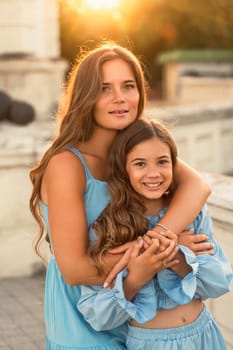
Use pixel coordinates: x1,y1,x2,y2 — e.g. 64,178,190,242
142,229,178,251
103,239,144,288
178,229,214,255
169,250,192,277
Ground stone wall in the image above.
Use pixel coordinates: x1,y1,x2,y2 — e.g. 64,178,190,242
146,101,233,174
0,121,52,277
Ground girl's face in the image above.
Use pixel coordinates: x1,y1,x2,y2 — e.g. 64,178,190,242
126,137,173,202
94,58,140,131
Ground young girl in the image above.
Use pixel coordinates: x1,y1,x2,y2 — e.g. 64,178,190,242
77,118,232,350
30,42,212,349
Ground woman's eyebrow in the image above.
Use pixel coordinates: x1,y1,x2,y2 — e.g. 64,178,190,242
102,79,136,84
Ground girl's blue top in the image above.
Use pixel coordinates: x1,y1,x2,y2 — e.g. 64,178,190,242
77,206,233,331
40,147,127,349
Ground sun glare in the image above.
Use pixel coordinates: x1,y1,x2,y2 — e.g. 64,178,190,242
83,0,119,10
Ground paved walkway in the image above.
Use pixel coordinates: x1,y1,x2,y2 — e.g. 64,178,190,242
0,273,45,350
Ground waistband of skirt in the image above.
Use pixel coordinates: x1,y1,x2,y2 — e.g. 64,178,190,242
127,306,213,340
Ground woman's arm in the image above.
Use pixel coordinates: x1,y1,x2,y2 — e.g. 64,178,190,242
157,158,211,234
43,151,123,286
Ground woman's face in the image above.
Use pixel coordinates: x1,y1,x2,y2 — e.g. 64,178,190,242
94,58,140,131
126,137,173,202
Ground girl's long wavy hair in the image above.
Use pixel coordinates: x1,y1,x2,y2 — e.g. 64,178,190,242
29,42,147,259
90,118,178,273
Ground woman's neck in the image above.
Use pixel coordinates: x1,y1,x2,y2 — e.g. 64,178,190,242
78,126,117,160
77,127,118,181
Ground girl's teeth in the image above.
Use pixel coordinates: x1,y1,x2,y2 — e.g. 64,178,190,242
145,183,160,188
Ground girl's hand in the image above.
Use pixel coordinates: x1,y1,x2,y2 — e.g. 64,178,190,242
128,238,179,282
124,238,179,300
178,229,214,255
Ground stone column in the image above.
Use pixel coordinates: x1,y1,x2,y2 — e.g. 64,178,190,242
0,0,67,119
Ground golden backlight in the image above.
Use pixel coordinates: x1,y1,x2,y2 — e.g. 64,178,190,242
83,0,119,10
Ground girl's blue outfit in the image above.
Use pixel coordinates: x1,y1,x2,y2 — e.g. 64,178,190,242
40,147,128,349
77,190,233,348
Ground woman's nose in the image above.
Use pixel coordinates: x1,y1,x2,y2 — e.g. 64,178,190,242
112,88,125,102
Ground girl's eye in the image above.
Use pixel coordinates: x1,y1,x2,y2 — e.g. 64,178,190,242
158,159,170,165
134,161,145,167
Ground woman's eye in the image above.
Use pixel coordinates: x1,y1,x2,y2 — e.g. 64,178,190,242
102,86,111,93
124,84,135,90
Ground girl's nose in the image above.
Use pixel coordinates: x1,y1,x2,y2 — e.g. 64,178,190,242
147,166,160,177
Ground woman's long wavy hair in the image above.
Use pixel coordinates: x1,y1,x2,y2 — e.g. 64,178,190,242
29,42,147,259
90,118,178,273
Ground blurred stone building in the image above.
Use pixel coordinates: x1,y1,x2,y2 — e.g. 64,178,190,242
0,0,67,119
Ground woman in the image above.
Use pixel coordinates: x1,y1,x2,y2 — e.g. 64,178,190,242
77,119,232,349
30,42,212,349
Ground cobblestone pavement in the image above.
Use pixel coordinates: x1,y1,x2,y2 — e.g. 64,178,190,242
0,273,45,350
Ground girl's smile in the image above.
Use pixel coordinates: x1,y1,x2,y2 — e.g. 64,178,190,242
126,137,173,211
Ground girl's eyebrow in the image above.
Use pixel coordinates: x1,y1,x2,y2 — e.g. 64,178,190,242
130,157,145,163
158,155,170,159
130,154,170,163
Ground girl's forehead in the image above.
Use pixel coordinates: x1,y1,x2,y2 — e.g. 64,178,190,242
127,137,170,157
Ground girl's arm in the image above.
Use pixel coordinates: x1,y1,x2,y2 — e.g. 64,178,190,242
158,205,233,303
77,238,179,332
190,205,233,299
157,158,211,234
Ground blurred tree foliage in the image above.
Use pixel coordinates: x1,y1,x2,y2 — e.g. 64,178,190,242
59,0,233,93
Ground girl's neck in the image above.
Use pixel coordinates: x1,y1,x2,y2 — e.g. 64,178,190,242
144,196,170,217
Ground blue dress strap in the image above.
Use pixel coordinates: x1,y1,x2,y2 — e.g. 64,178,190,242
68,146,93,180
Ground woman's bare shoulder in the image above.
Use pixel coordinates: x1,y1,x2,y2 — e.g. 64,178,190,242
47,149,84,172
43,149,86,193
